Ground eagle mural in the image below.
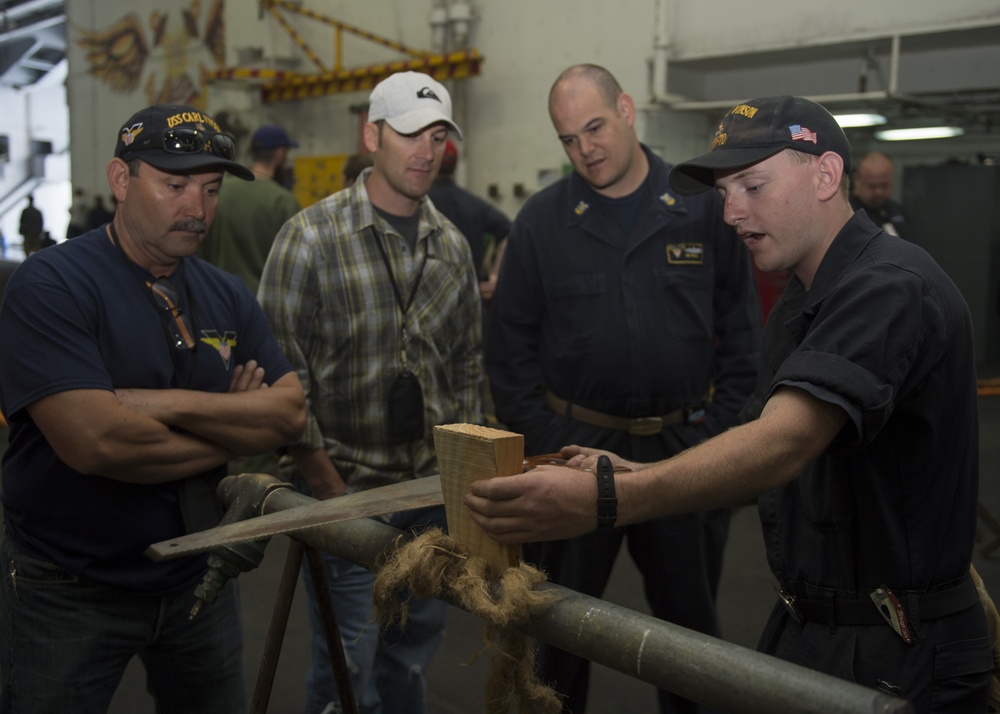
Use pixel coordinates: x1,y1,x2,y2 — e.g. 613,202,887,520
75,0,225,106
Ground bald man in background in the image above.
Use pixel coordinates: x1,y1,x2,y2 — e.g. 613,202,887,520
850,150,911,240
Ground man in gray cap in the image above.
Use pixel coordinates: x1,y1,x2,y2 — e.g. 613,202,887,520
0,103,307,712
200,123,301,295
464,95,992,712
258,72,482,714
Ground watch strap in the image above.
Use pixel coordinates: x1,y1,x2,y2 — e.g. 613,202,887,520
595,455,618,530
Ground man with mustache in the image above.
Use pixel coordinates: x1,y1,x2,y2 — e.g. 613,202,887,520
0,103,307,713
258,72,482,714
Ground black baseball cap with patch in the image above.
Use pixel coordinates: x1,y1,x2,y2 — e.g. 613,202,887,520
668,95,850,195
114,104,254,181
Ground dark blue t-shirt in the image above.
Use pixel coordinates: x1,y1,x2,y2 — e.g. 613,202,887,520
0,226,293,594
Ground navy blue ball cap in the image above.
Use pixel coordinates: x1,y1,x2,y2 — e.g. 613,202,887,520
669,95,851,195
114,103,253,181
251,124,298,150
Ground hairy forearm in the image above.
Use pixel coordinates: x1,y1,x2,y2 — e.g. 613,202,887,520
29,391,235,483
464,387,849,545
97,427,236,483
616,389,844,525
118,377,306,455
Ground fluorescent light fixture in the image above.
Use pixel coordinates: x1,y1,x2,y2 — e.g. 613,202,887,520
833,113,887,128
874,126,965,141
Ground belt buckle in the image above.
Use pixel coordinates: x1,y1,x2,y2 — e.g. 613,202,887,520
628,416,663,436
774,587,804,624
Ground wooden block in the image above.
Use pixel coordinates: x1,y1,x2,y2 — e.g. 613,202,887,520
433,423,523,572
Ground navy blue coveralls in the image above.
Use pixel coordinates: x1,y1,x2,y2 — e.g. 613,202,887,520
745,211,991,712
486,144,762,714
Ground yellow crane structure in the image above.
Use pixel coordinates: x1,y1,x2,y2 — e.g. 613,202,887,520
207,0,482,103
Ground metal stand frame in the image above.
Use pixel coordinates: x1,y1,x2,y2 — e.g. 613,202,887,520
250,539,358,714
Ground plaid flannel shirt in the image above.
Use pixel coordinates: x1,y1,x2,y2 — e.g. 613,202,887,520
258,168,484,492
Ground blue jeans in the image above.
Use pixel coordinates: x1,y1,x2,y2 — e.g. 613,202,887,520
0,534,246,714
301,506,449,714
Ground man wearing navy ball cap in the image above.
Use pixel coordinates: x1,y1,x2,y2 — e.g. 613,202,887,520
0,103,306,712
465,95,992,712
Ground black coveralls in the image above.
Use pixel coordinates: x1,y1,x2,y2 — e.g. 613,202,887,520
746,212,991,711
487,145,762,714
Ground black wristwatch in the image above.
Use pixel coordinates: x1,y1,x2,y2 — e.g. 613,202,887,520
595,455,618,530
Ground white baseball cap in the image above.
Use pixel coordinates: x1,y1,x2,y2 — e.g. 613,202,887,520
368,71,463,140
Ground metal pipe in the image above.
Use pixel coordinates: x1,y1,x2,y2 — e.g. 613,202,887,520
889,34,901,96
429,1,449,54
220,475,913,714
651,0,672,104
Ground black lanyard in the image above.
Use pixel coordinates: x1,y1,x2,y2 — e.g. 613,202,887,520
369,225,428,372
369,225,427,316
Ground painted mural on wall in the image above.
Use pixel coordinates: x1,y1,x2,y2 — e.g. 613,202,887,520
74,0,225,109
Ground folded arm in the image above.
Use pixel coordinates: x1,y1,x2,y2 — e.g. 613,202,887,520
30,364,306,484
28,388,235,483
464,386,848,543
116,364,306,455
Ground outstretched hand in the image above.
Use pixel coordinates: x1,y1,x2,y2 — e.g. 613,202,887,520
462,445,639,544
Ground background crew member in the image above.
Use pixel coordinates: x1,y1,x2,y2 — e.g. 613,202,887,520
17,194,43,255
850,150,911,240
428,139,511,303
200,123,301,295
342,152,374,188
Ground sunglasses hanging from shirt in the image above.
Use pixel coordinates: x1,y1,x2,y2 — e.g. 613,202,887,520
147,278,198,351
108,222,199,355
370,226,428,444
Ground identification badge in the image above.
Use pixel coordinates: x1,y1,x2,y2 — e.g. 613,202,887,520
666,243,704,265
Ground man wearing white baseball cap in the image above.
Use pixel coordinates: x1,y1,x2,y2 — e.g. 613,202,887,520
259,72,483,714
368,70,464,140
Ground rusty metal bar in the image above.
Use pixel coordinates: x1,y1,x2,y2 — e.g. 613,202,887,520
221,474,913,714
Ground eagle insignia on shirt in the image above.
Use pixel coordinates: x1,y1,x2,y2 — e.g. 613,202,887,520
574,201,590,216
659,192,677,207
199,330,237,370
